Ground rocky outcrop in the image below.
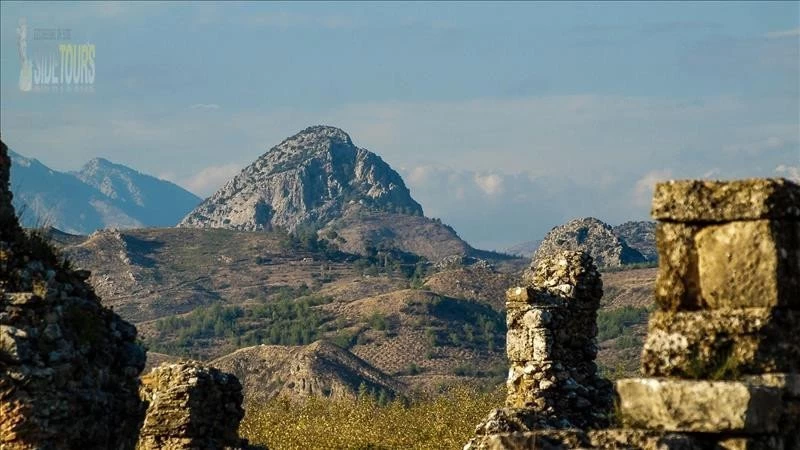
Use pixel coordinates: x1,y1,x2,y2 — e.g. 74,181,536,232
434,255,492,271
137,361,251,450
211,340,403,405
532,218,647,269
612,221,657,262
179,126,423,232
0,138,146,449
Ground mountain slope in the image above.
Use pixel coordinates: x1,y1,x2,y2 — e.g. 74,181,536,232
9,150,201,233
612,221,657,262
179,126,423,232
75,157,201,227
211,341,403,404
9,150,139,232
319,206,472,261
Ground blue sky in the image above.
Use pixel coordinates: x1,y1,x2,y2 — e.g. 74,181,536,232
1,1,798,250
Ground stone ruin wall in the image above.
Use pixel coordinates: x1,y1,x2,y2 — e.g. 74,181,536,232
467,178,799,450
0,138,257,450
505,251,613,428
136,361,253,450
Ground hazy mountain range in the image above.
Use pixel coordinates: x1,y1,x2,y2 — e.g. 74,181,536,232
9,150,201,234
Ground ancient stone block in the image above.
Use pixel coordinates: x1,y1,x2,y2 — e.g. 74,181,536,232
655,221,799,310
137,361,248,450
655,222,705,310
616,377,790,433
714,436,789,450
651,178,800,222
506,305,597,364
468,429,792,450
641,308,800,377
526,251,604,305
696,220,799,309
506,326,552,362
468,430,590,450
587,429,788,450
588,429,706,450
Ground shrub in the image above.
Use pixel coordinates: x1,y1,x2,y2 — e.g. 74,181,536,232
239,385,504,450
597,306,649,341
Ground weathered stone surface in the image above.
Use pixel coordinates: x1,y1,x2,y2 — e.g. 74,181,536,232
466,429,791,450
588,429,704,450
651,178,800,222
655,222,701,310
696,220,799,309
655,221,799,310
522,251,604,305
506,305,597,364
616,377,789,433
1,138,145,450
464,429,590,450
588,429,788,450
530,217,648,269
713,436,789,450
613,221,658,262
641,308,800,377
137,361,249,450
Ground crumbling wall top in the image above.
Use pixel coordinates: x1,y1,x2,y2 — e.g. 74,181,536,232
651,178,800,222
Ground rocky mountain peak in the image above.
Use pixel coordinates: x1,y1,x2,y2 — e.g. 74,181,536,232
290,125,353,147
532,217,647,268
179,126,424,232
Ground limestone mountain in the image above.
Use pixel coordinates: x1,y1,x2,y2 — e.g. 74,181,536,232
8,150,200,234
179,126,424,232
612,221,657,262
211,341,403,405
532,217,647,268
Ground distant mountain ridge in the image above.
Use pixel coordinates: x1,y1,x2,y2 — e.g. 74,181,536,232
9,150,201,234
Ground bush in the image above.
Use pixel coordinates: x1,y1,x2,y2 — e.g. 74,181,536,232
597,306,649,341
239,385,504,450
396,363,424,376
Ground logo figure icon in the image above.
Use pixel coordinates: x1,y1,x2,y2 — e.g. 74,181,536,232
17,18,33,92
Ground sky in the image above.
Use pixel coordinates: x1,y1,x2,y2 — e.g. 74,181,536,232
1,1,798,250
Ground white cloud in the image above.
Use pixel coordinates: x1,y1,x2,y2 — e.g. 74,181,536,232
765,28,800,39
634,169,672,208
776,165,800,182
176,163,242,197
474,172,505,196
